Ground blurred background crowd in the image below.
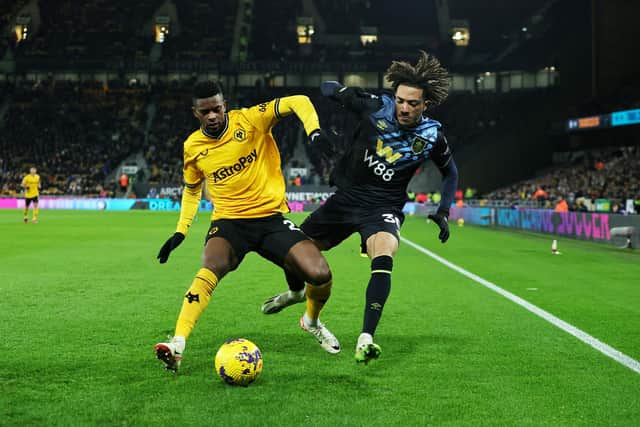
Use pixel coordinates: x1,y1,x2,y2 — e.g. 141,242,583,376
1,0,638,213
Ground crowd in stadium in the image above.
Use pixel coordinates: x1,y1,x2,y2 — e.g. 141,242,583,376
485,145,640,212
1,77,638,214
1,0,638,214
1,79,147,197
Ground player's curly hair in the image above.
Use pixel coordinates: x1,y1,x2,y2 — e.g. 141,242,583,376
192,81,224,104
385,50,450,106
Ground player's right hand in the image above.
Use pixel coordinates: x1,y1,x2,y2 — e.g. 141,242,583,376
320,81,345,97
157,232,185,263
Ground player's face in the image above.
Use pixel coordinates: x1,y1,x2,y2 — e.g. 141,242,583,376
394,84,428,128
30,168,36,175
193,95,227,134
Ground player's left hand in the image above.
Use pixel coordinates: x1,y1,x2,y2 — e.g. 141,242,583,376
428,213,450,243
309,129,329,144
308,129,337,162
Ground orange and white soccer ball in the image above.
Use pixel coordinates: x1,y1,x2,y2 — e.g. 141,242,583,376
214,338,263,386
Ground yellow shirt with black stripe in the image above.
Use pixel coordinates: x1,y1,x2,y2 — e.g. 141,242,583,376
176,95,320,235
22,174,40,198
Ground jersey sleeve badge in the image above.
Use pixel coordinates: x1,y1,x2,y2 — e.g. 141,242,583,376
411,136,428,154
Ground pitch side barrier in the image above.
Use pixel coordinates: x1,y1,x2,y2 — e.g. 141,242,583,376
411,204,638,249
3,197,637,248
0,196,317,214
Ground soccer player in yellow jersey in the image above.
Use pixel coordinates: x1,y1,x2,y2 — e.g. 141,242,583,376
154,81,340,371
21,167,41,224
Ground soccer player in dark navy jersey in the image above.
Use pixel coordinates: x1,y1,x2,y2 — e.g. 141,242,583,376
263,51,458,364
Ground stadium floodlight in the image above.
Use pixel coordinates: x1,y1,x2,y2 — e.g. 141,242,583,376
296,17,314,44
360,26,378,45
450,26,470,47
15,14,31,43
155,16,170,44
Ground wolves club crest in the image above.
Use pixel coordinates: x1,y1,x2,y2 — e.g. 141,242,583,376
185,292,200,303
234,128,247,142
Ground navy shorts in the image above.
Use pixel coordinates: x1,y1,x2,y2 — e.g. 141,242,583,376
301,195,404,253
205,214,309,267
25,197,39,206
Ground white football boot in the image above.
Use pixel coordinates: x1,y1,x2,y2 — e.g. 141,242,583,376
261,289,306,314
299,315,341,354
154,336,185,372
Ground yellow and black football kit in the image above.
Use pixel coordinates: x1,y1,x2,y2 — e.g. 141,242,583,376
169,95,323,340
175,95,321,235
21,173,40,222
22,174,40,201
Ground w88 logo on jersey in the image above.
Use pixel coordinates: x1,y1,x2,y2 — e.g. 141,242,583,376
363,149,395,181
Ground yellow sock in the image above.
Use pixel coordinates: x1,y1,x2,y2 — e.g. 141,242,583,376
305,281,332,321
175,268,218,339
33,206,38,221
23,207,28,219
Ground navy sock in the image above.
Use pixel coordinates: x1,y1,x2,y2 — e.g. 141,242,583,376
362,255,393,336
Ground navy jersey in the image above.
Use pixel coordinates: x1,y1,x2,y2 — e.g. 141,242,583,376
329,92,452,208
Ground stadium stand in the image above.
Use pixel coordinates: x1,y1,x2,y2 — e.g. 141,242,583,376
248,0,300,62
484,146,640,211
1,79,147,196
0,0,637,213
161,0,236,63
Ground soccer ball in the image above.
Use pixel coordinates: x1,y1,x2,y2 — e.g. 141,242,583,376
456,217,465,227
214,338,263,386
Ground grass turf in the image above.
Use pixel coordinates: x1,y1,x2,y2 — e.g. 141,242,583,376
1,209,639,426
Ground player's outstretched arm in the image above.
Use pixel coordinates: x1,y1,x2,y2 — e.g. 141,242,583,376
276,95,322,137
320,81,382,113
320,81,345,97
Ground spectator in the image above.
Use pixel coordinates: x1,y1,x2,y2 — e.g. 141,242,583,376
119,173,129,193
554,197,568,213
532,186,548,201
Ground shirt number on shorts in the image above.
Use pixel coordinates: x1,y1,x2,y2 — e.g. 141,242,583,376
382,213,400,228
283,219,300,231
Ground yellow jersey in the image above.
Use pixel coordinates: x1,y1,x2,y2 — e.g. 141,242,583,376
176,95,320,235
22,174,40,198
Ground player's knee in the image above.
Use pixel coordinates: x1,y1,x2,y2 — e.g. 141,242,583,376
305,261,332,286
202,256,233,280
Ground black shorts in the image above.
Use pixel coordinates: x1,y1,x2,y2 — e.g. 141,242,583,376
205,214,309,267
301,194,404,253
25,197,39,206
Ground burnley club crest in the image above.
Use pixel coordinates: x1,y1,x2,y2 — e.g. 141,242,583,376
411,136,428,154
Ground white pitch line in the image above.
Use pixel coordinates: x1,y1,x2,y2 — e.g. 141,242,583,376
402,237,640,375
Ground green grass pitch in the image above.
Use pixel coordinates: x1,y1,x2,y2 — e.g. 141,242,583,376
1,209,639,426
